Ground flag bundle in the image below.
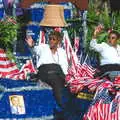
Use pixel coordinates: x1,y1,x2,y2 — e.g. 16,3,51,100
83,89,120,120
65,62,97,93
7,59,37,80
0,49,36,80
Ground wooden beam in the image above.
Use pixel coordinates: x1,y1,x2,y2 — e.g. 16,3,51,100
20,0,88,10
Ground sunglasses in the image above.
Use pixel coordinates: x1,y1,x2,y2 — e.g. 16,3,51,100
108,36,117,40
49,36,56,40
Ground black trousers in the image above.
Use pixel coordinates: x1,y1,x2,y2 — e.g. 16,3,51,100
94,64,120,78
36,63,65,108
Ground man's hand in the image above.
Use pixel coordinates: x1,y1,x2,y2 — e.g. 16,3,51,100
25,36,34,47
93,24,104,39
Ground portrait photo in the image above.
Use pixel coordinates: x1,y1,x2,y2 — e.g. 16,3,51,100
9,95,26,115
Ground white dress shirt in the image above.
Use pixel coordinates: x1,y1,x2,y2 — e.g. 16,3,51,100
34,44,68,74
11,106,25,114
90,39,120,65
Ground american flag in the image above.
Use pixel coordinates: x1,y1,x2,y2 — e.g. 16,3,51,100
7,59,37,80
38,30,46,44
0,49,36,80
65,61,97,93
73,32,80,54
0,49,19,78
83,89,120,120
63,30,78,72
83,96,120,120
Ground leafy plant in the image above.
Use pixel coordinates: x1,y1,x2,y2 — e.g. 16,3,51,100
0,16,19,59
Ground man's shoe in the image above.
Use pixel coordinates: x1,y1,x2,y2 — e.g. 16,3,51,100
29,73,39,82
53,109,64,120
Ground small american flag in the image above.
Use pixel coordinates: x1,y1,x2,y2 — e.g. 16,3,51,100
38,30,46,44
73,33,79,54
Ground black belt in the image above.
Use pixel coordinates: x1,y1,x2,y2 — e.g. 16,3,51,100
37,63,65,80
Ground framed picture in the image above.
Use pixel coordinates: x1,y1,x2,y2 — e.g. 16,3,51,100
9,95,26,115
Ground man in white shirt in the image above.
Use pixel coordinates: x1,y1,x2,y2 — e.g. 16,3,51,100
90,25,120,79
26,30,68,111
10,95,25,115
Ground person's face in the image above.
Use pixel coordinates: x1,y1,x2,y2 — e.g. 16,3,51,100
11,97,19,106
108,33,118,46
49,35,60,49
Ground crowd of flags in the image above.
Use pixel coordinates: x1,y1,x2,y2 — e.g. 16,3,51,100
83,88,120,120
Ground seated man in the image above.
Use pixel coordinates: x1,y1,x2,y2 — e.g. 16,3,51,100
90,25,120,80
26,30,68,116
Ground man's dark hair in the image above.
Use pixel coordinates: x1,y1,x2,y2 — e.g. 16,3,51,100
108,31,120,39
49,31,63,41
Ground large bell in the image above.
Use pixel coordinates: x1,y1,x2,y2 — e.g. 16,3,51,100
40,4,68,27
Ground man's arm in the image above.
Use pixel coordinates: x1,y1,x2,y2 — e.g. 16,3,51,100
25,35,41,55
92,24,104,39
90,25,104,52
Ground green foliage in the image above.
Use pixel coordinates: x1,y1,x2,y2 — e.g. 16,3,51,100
111,12,120,33
0,16,19,59
86,2,120,52
66,18,82,46
0,17,18,47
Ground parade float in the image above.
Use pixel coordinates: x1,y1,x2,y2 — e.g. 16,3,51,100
0,0,120,120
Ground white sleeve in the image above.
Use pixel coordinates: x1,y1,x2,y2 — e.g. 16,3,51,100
117,45,120,55
62,50,69,75
90,39,104,52
33,45,41,56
